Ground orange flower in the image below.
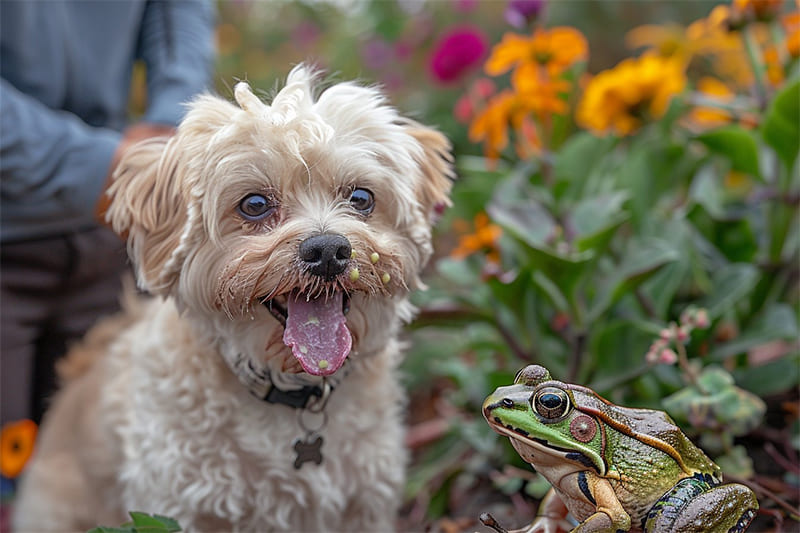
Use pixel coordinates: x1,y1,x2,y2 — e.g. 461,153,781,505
732,0,785,21
514,74,571,115
783,11,800,57
469,86,553,160
1,419,37,478
763,45,785,85
577,53,686,136
451,212,502,264
486,27,588,78
469,90,517,159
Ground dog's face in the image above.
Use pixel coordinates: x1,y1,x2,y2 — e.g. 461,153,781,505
107,66,452,384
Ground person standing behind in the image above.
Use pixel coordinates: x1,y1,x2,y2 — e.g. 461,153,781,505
0,0,215,429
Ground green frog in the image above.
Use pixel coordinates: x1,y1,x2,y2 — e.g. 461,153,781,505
482,365,758,533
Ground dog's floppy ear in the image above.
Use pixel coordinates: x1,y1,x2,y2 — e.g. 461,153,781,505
404,120,455,223
105,137,187,295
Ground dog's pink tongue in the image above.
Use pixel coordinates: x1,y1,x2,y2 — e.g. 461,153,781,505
283,293,352,376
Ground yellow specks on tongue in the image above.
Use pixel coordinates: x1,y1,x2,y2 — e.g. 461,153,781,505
283,292,352,377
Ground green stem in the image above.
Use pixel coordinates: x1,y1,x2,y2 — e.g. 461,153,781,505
742,26,769,109
687,93,758,114
675,340,698,386
566,331,587,382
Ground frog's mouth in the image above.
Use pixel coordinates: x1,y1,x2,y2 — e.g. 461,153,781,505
488,421,600,472
262,290,352,377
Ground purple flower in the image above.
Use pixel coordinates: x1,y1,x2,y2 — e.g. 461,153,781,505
361,38,394,71
291,21,320,49
504,0,545,29
453,0,479,12
429,26,488,84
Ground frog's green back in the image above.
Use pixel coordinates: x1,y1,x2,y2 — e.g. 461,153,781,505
570,386,720,478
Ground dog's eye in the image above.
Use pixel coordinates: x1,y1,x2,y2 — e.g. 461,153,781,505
349,188,374,215
238,194,275,221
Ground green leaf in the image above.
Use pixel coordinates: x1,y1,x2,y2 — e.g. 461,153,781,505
689,163,725,219
488,173,556,248
570,191,630,253
710,303,799,361
127,512,181,532
531,271,569,312
696,126,761,178
588,238,679,321
150,516,181,532
735,353,800,397
761,80,800,171
554,132,616,200
698,263,759,319
663,367,765,439
715,445,755,478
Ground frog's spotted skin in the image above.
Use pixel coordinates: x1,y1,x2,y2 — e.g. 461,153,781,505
483,365,759,533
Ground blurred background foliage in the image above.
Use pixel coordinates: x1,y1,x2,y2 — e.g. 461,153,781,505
213,1,798,531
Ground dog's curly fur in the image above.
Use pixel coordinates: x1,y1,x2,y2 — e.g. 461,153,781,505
13,66,453,532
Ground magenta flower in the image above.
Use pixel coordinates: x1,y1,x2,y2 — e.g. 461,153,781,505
429,26,488,84
504,0,546,29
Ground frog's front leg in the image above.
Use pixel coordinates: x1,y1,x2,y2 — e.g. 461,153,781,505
479,488,573,533
515,487,574,533
567,472,631,533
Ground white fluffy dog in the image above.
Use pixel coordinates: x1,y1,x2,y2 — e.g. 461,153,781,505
13,66,453,532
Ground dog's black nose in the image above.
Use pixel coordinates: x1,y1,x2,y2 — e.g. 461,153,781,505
299,234,352,281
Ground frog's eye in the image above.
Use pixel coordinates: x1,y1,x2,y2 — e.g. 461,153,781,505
532,387,571,420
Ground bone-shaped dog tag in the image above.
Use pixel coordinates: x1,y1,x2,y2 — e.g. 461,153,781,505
293,435,323,469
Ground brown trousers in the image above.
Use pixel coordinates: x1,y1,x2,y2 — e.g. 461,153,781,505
1,226,129,425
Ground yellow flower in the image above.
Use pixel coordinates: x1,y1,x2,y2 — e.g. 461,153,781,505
683,4,795,88
626,23,698,62
451,212,502,264
577,53,686,136
486,27,588,78
689,77,736,127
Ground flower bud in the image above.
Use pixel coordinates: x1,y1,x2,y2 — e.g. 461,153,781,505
504,0,545,29
659,348,678,365
695,309,710,329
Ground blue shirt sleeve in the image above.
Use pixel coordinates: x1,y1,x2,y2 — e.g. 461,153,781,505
0,78,121,216
139,0,215,126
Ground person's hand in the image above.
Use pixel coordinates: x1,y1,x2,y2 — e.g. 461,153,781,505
95,123,175,225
